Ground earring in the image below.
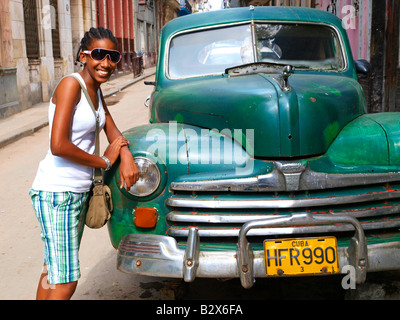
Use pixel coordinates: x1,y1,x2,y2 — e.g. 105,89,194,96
74,60,84,67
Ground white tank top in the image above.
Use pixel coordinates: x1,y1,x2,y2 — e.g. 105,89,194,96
32,73,106,193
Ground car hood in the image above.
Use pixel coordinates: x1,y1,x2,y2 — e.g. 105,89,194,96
153,73,365,158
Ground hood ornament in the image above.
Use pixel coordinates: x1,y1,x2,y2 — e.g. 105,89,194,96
273,65,294,92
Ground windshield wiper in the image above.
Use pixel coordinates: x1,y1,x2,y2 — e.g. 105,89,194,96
225,62,294,76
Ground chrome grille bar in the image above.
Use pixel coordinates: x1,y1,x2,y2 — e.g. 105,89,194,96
167,217,400,237
166,204,400,223
166,189,400,209
171,164,400,192
167,162,400,239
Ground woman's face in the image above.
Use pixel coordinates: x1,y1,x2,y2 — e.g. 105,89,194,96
80,38,119,83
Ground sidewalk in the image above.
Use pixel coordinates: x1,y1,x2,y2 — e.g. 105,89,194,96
0,67,156,149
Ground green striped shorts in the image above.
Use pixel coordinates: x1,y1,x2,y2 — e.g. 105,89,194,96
30,189,89,285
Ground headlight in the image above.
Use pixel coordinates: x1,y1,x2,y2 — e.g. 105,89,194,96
128,157,161,197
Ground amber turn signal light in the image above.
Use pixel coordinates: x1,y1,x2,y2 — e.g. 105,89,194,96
134,207,158,228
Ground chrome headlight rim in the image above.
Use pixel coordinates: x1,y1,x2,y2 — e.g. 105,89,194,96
119,152,167,201
128,156,161,197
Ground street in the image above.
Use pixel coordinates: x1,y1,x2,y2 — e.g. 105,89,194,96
1,75,400,301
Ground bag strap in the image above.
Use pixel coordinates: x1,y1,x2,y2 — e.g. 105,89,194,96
66,74,103,183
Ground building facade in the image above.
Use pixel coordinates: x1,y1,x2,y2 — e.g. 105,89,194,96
1,0,162,120
133,0,157,68
0,0,19,118
0,0,95,119
96,0,136,75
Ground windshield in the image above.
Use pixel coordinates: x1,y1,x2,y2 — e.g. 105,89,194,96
168,23,345,79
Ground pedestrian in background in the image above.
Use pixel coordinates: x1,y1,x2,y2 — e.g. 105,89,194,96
29,27,139,300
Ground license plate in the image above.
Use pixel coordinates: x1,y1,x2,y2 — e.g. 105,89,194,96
263,237,339,277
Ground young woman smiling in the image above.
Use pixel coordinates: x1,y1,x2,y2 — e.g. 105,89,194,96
30,27,139,300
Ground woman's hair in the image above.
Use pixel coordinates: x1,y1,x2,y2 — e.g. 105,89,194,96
75,26,118,65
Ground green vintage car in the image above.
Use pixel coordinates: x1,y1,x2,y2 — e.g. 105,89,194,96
106,6,400,288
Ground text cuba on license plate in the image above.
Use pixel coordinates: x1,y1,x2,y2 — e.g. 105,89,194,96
263,237,339,276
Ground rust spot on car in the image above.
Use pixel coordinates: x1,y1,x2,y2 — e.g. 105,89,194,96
384,183,394,191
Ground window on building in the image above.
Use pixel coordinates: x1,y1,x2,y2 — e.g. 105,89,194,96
23,0,39,59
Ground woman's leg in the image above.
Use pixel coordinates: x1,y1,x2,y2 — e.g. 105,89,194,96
45,281,78,300
36,264,78,300
36,264,50,300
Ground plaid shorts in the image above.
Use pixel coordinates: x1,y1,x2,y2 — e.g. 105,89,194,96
30,189,89,285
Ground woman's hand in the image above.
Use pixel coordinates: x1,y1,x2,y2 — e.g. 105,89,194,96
100,98,139,189
119,148,139,190
103,136,129,165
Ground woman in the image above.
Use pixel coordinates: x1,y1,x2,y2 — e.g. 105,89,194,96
30,27,139,300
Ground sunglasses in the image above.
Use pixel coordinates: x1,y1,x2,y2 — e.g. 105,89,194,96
83,48,122,64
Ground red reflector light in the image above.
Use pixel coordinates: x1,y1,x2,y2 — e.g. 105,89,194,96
134,207,158,228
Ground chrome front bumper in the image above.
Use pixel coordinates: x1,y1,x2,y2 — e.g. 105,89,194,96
117,214,400,288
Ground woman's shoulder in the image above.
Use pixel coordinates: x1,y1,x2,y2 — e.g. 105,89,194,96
52,74,82,105
55,73,81,89
59,73,83,88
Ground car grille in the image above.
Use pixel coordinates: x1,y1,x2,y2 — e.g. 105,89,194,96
165,168,400,240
